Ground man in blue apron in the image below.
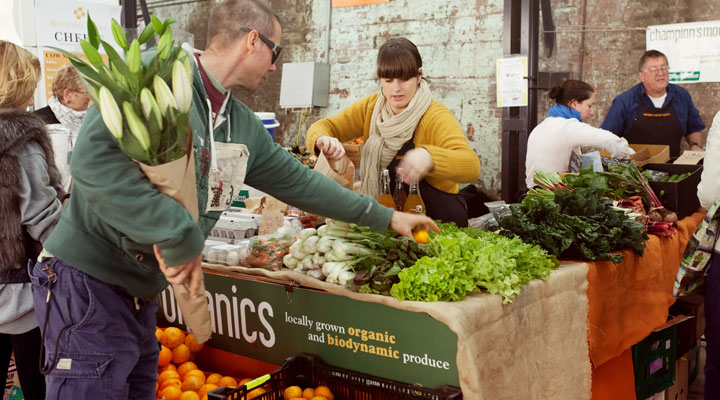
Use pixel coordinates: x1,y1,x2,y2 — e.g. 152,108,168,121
601,50,705,157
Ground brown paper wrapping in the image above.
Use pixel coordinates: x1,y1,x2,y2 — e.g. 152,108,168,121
313,153,355,189
137,147,212,343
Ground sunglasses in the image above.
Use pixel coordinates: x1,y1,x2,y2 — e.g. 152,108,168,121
240,28,282,64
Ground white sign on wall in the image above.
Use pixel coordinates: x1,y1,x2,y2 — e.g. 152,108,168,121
496,57,528,108
647,20,720,84
33,0,120,104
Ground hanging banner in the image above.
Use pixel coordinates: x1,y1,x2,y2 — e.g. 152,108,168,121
646,20,720,83
34,0,120,103
332,0,388,7
496,57,528,107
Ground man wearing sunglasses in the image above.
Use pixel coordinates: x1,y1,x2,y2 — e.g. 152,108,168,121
601,49,705,157
35,2,438,396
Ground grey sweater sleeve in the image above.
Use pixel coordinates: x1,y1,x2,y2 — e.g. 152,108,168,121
17,141,62,243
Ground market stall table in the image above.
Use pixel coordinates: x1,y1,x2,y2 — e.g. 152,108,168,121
585,211,705,399
159,261,592,399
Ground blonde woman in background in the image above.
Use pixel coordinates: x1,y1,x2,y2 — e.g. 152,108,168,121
0,40,65,399
34,64,89,133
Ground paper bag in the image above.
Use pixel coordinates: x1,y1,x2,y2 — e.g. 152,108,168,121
171,283,212,343
314,153,355,189
137,145,212,343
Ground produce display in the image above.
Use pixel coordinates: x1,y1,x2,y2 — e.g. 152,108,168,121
155,327,266,400
499,170,648,264
390,223,558,303
282,221,425,293
278,220,557,303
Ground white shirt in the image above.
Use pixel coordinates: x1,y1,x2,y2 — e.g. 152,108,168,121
525,117,635,187
649,93,667,108
697,111,720,209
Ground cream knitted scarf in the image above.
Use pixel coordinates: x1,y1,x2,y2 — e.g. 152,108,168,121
360,79,431,198
48,96,86,134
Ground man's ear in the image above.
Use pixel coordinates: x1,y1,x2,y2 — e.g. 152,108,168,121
244,30,258,53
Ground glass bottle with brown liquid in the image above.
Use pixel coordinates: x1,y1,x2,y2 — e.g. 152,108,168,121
392,177,407,211
403,182,426,214
378,169,395,208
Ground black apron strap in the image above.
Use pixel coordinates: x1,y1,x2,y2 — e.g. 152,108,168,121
624,103,684,157
386,137,468,227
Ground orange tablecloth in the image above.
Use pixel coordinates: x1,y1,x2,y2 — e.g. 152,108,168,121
587,211,705,399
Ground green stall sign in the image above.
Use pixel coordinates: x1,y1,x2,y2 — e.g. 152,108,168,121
157,271,460,389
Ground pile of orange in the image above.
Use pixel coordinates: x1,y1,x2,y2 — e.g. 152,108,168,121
155,327,267,400
283,385,334,400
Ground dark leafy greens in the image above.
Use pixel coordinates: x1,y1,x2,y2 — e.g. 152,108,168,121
498,184,648,264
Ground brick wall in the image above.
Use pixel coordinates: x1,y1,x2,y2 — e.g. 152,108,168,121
149,0,720,197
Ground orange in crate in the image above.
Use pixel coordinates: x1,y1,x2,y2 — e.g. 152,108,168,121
179,392,200,400
158,345,173,367
185,333,204,352
247,387,266,399
205,373,222,385
216,376,238,388
183,369,205,382
162,327,186,349
158,370,180,385
159,385,182,400
315,386,333,400
284,385,302,399
302,388,315,399
160,378,182,390
182,374,205,391
198,383,218,398
172,344,191,364
177,361,199,379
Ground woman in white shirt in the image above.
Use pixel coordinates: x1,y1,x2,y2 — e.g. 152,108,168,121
525,80,634,187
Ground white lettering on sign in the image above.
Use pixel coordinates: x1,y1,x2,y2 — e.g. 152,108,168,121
159,285,276,348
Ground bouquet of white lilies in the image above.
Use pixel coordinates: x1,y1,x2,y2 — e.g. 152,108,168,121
57,14,193,165
56,14,199,220
57,15,211,343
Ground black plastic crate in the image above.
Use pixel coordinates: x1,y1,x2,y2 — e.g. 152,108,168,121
208,354,462,400
644,163,703,219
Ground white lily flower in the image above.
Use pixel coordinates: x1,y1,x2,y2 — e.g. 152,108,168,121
153,75,178,116
98,86,123,139
140,88,163,129
172,60,192,113
123,102,151,151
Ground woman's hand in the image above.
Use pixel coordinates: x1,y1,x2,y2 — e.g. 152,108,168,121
389,211,439,237
397,148,433,184
315,136,346,160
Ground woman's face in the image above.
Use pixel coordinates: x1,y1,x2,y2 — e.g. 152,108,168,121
61,88,90,111
381,75,420,115
570,93,596,120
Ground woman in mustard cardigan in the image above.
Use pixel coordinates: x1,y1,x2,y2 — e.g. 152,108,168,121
306,38,481,226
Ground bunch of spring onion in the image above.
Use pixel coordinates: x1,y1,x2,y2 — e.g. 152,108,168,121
282,220,425,293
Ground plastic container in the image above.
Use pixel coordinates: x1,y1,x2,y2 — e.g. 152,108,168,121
208,354,463,400
211,216,259,240
205,242,251,266
254,112,280,139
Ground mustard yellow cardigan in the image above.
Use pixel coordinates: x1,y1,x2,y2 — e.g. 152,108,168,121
306,93,481,194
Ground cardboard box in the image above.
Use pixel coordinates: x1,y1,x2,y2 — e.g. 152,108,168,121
665,355,688,400
633,316,688,399
644,163,703,219
342,139,364,169
601,144,670,166
686,341,700,386
670,292,705,344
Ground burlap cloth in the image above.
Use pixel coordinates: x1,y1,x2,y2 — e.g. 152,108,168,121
203,261,591,399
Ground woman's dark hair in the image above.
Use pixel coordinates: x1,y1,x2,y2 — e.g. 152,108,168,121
377,38,422,80
548,80,594,106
